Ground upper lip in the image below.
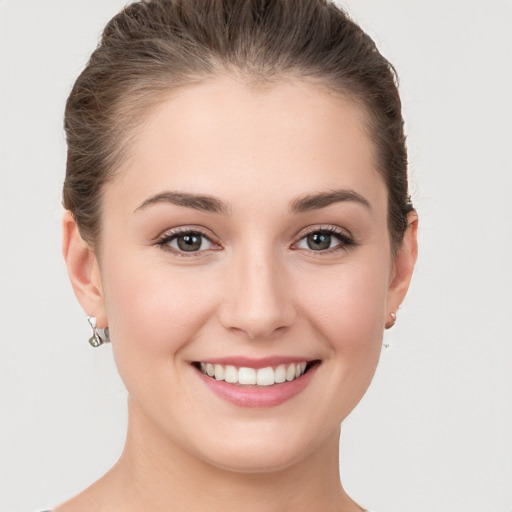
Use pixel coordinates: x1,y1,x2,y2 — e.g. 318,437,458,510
192,356,318,369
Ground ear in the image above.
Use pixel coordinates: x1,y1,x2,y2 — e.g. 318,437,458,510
62,211,107,328
385,212,418,323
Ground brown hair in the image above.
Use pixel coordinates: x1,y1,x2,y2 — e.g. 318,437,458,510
63,0,414,249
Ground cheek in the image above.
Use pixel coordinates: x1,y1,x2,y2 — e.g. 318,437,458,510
285,257,391,426
100,256,216,364
296,256,391,351
300,256,391,406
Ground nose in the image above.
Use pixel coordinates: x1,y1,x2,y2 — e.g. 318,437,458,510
219,246,296,340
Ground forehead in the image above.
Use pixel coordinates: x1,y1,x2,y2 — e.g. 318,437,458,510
106,77,386,216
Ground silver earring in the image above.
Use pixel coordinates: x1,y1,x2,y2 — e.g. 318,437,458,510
383,312,397,348
385,311,397,329
87,316,110,347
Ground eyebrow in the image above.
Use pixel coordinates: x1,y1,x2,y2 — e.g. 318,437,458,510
134,188,371,215
289,189,371,213
134,191,228,214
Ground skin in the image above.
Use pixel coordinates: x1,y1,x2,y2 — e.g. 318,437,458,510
61,77,417,512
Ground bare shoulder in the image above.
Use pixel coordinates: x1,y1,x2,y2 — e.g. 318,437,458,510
52,490,102,512
52,475,119,512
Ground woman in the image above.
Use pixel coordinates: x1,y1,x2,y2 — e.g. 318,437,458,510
57,0,417,510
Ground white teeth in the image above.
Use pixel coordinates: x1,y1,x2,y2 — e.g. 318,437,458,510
274,364,286,384
286,363,296,382
256,367,275,386
238,367,256,385
214,364,224,381
224,365,238,383
198,361,310,386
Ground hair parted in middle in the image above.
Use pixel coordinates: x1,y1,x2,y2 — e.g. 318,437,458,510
64,0,413,250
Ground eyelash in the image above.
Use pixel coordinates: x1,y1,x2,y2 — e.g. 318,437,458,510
156,226,355,257
293,226,356,255
156,227,219,257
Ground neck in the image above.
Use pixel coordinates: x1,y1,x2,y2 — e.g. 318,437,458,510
102,398,363,512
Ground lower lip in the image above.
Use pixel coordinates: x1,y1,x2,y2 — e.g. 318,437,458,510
196,364,318,408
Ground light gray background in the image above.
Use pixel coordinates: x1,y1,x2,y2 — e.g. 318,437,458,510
1,1,511,511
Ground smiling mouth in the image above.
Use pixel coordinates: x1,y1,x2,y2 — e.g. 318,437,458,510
193,361,319,386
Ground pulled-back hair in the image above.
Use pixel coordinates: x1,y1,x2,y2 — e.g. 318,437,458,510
64,0,414,249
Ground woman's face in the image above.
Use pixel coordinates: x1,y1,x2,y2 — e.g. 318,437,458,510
74,78,415,472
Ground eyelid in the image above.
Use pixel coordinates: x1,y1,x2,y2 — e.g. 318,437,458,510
155,226,222,256
153,224,355,257
291,224,356,253
293,224,353,242
154,225,218,243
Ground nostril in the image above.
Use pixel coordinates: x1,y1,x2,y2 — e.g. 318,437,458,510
217,267,297,339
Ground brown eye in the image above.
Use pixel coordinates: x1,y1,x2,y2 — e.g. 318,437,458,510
306,232,332,250
294,228,354,253
160,231,215,253
176,233,203,252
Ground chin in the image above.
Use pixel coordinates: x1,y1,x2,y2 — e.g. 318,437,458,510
200,443,308,474
188,422,332,475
